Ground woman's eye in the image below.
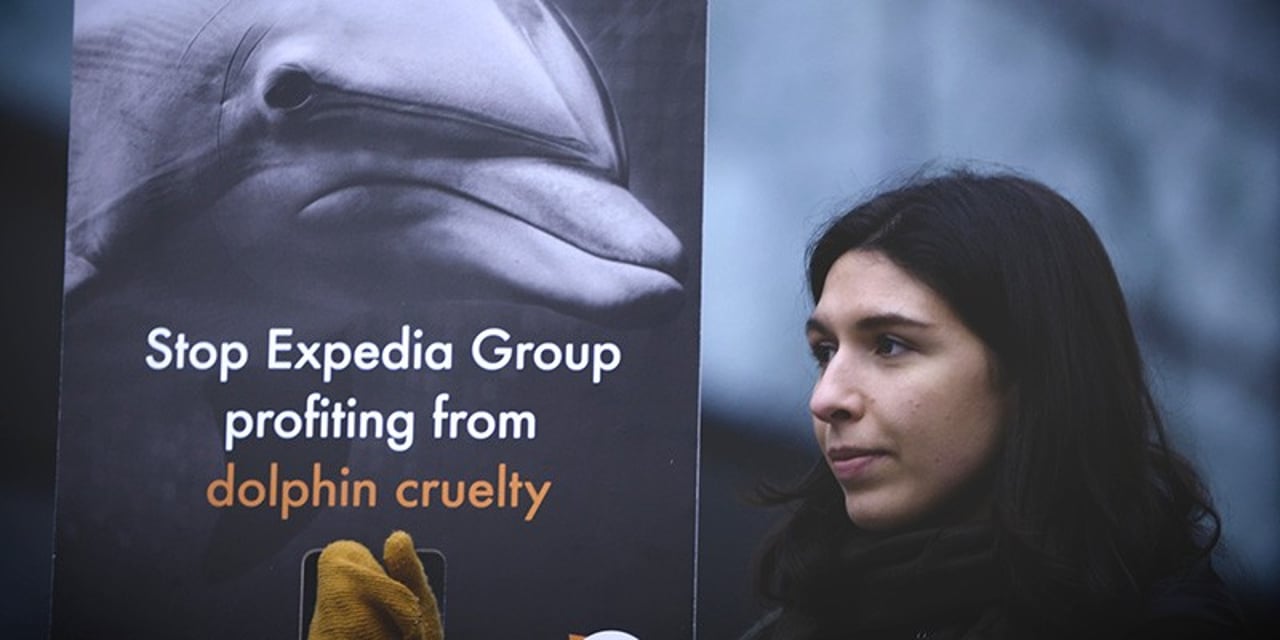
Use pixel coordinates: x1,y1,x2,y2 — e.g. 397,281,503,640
873,335,909,357
810,342,837,367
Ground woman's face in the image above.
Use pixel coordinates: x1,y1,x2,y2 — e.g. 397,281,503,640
806,250,1006,532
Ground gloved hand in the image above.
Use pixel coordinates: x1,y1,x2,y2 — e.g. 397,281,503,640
308,530,443,640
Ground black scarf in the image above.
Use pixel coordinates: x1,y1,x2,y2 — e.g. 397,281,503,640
772,524,1010,640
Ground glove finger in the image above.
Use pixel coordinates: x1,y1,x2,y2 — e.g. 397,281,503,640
383,530,444,640
310,539,428,640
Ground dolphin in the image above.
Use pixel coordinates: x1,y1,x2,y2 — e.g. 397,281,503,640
66,0,686,326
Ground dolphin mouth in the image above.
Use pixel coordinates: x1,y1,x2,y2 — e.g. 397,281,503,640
293,158,686,323
297,160,684,278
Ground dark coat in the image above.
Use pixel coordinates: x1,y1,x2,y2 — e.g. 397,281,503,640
739,561,1251,640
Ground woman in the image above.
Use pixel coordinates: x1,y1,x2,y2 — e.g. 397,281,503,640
743,170,1246,639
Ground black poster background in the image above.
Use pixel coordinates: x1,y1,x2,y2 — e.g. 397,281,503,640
52,1,705,638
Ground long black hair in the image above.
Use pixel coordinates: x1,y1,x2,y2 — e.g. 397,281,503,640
756,169,1220,628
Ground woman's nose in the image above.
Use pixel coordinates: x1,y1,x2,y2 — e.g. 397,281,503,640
809,358,865,423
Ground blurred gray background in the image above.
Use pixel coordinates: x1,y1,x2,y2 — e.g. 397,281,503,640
2,0,1276,637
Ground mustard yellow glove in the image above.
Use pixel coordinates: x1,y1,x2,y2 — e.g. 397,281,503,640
308,530,443,640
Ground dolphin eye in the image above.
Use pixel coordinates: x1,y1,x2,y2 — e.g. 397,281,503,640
264,69,315,111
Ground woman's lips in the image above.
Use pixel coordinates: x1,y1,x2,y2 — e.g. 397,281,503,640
827,447,890,481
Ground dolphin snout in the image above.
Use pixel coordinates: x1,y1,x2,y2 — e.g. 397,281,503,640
445,159,685,280
273,156,686,325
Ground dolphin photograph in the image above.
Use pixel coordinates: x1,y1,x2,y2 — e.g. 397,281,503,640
65,0,689,327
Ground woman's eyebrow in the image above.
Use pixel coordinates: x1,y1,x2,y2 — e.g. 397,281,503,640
804,317,830,335
855,312,933,331
806,311,932,335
